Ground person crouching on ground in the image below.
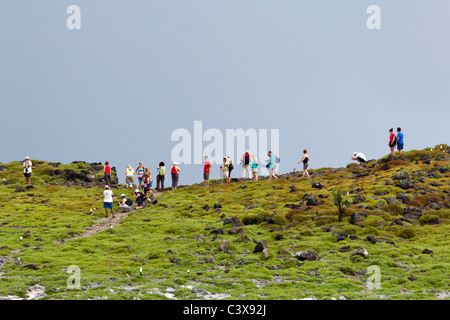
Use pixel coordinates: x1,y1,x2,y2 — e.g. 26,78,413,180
351,151,367,167
103,185,114,218
144,187,158,205
133,189,146,209
118,194,132,212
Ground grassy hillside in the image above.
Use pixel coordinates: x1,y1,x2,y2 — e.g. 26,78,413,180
0,145,449,300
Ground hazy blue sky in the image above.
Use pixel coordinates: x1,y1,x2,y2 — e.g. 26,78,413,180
1,1,449,185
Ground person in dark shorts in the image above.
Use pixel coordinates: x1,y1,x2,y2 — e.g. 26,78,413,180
203,156,212,187
23,156,32,185
352,152,367,166
396,127,404,154
298,149,310,178
388,128,396,156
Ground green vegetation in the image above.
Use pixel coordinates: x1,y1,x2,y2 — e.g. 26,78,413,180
0,145,449,300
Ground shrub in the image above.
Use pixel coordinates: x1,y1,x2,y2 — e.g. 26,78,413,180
396,228,416,239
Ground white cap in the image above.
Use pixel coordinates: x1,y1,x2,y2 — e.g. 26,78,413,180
354,151,357,155
105,185,110,189
135,189,140,193
25,156,30,159
121,194,126,197
173,162,178,165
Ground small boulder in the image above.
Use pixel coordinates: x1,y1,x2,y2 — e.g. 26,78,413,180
228,227,243,235
312,182,325,189
294,250,320,261
364,235,377,245
333,231,348,242
21,263,39,270
392,172,409,180
403,206,423,220
219,240,230,253
350,248,369,260
422,248,433,255
338,245,351,253
223,216,244,228
420,153,431,164
350,212,364,225
396,193,413,204
398,179,414,190
306,194,318,206
253,240,269,260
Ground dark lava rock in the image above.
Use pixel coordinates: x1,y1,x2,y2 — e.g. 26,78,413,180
398,179,414,190
306,194,318,206
202,204,210,211
333,231,348,242
228,227,243,235
396,193,413,204
392,172,409,180
169,257,181,263
353,193,366,204
223,216,244,228
349,235,359,240
253,240,269,259
294,250,320,261
213,203,222,209
290,186,299,193
350,212,364,225
403,206,423,220
219,240,230,253
14,187,25,193
364,235,378,245
338,245,351,253
312,182,325,189
274,234,284,241
210,228,224,235
420,153,431,164
422,248,434,255
21,263,39,270
350,248,369,259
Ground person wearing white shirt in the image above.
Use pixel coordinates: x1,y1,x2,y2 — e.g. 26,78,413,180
351,152,367,166
103,185,115,218
23,156,32,185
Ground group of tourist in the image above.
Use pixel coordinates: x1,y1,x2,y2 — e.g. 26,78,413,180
21,128,407,217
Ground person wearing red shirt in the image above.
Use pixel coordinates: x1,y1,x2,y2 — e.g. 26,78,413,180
104,161,111,186
203,156,212,187
388,128,396,156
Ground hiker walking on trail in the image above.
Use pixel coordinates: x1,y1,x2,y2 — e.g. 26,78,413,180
104,161,112,186
266,151,277,181
240,150,252,179
251,154,259,181
103,185,114,218
118,194,132,212
136,162,145,188
203,156,212,187
23,156,32,185
351,151,367,166
125,165,135,188
156,162,165,192
388,128,397,156
171,162,180,191
396,127,404,155
298,149,310,178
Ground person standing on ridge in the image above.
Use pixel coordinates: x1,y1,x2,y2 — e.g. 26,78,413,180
104,161,111,186
251,154,259,181
135,162,145,188
221,156,230,184
125,165,135,188
298,149,310,178
396,127,404,155
240,150,251,179
171,162,180,190
266,151,277,181
388,128,397,156
203,156,212,187
23,156,32,186
156,162,165,192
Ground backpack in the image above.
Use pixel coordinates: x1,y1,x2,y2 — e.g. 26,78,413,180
228,160,234,172
171,166,178,174
125,198,133,206
159,166,165,176
244,153,250,165
149,178,153,188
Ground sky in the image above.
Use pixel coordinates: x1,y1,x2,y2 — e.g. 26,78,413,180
1,1,449,186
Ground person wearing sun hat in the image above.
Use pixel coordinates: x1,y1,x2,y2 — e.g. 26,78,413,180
23,156,32,185
351,151,367,166
118,193,132,211
171,162,180,190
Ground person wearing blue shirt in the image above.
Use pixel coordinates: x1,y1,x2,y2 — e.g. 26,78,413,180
266,151,278,181
396,127,404,154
